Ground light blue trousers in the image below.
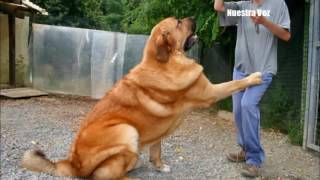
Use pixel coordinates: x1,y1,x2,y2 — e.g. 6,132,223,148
232,68,273,166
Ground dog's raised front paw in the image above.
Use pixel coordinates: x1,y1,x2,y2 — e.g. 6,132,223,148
247,72,262,85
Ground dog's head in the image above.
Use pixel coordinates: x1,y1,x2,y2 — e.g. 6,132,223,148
146,17,198,62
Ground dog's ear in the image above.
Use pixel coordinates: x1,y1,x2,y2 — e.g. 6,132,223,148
155,32,170,63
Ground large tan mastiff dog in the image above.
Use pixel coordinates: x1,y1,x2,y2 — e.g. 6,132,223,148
21,17,262,180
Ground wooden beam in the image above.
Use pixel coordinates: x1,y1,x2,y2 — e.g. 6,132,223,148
0,2,25,18
0,1,29,14
0,1,48,16
8,14,16,87
1,0,22,3
1,1,22,3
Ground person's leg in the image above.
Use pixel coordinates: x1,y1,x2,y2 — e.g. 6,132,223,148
240,73,273,166
232,69,247,148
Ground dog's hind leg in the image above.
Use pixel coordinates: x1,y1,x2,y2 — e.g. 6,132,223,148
92,150,140,180
91,124,140,180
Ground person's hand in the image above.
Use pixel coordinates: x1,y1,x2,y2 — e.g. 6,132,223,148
250,14,268,25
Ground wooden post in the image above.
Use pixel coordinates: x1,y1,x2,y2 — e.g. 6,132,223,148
8,14,16,87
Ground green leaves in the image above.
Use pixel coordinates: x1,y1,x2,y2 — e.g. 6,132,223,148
33,0,231,46
121,0,228,46
33,0,124,31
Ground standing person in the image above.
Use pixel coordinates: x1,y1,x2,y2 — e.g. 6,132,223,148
214,0,291,177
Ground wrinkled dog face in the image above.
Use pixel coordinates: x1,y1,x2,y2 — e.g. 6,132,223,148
150,17,198,62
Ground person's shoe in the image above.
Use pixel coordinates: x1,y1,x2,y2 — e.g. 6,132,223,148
241,164,261,178
226,150,246,162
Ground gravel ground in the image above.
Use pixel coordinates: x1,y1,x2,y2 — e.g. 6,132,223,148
0,96,319,180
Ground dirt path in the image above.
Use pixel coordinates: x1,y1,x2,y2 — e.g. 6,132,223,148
0,96,319,179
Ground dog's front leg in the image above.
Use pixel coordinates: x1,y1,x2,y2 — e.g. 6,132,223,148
149,141,171,173
209,72,262,102
186,72,262,105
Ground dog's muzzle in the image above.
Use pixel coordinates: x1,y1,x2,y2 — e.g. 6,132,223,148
184,34,198,51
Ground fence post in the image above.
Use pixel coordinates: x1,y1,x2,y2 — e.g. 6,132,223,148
8,14,16,87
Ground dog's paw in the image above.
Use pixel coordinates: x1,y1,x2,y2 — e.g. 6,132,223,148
133,158,143,170
247,72,262,85
156,164,171,173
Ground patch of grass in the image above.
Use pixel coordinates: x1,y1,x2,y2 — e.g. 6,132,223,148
213,85,303,145
287,121,304,145
261,85,303,145
216,97,232,112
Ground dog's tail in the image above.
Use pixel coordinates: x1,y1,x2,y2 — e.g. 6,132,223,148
21,149,78,177
21,145,128,177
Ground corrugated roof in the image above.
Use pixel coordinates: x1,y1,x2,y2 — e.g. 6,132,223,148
0,0,48,16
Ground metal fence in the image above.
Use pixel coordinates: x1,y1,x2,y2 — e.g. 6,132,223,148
303,0,320,152
30,24,200,99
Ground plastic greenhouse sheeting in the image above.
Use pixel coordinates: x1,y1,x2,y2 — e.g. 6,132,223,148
31,24,200,99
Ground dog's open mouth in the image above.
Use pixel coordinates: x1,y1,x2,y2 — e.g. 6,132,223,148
184,34,198,51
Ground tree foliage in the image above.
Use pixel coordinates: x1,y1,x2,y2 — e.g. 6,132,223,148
33,0,124,31
121,0,225,46
33,0,234,46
